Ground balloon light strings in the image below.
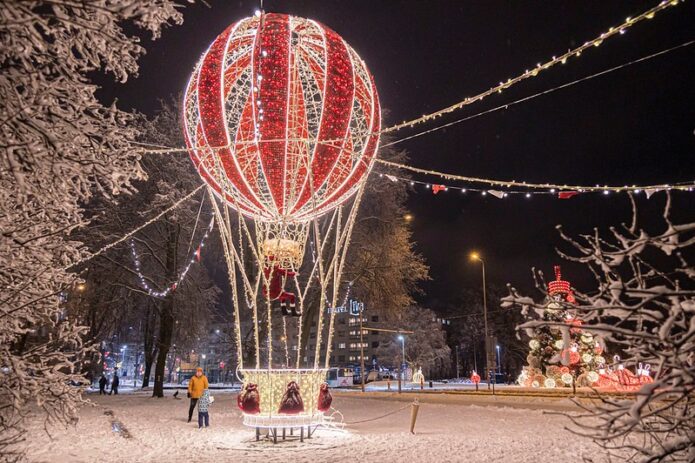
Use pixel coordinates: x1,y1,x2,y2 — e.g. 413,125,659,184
375,162,695,195
128,217,214,298
132,0,684,157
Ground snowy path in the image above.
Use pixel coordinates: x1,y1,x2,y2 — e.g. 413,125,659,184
23,391,606,462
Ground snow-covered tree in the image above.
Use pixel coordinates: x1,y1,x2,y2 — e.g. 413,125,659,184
0,1,183,458
504,194,694,462
72,99,220,396
376,306,451,378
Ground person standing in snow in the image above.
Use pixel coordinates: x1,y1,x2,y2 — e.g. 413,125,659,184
110,370,119,395
197,389,212,428
187,367,208,423
98,374,107,395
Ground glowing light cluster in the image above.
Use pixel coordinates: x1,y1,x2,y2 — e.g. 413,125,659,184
184,13,381,223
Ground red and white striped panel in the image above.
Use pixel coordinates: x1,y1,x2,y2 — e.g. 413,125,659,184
183,13,380,222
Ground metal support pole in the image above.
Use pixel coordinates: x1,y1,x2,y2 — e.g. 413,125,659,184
481,258,490,389
360,310,365,393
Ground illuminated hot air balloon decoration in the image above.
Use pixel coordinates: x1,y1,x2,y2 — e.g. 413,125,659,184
183,11,380,430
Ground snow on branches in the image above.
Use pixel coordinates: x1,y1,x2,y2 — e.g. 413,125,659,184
0,1,183,458
504,194,695,462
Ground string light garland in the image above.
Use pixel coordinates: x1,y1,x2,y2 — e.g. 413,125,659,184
375,161,695,194
378,171,695,199
132,0,684,158
380,0,684,134
129,217,214,298
379,39,695,151
64,185,205,271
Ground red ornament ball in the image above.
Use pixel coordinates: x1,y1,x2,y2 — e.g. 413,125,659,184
183,13,381,222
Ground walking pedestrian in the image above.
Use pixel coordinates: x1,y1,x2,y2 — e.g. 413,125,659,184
197,389,213,428
187,367,208,423
98,374,107,395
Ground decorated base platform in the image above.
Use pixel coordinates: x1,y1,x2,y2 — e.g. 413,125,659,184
239,368,330,442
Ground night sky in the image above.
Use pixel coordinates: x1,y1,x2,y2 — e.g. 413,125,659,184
100,0,695,306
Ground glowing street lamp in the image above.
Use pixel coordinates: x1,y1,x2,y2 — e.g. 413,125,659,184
469,251,493,388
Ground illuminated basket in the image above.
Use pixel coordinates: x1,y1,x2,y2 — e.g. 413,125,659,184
261,238,303,269
258,221,308,270
239,368,329,428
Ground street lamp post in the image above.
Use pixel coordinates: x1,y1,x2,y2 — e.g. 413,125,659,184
397,335,405,393
120,345,127,384
470,252,494,389
496,345,501,375
359,306,366,393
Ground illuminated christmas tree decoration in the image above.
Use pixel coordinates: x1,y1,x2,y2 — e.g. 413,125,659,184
518,266,614,389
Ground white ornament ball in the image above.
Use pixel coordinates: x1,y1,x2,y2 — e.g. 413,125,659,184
587,371,599,384
581,333,593,343
517,372,528,385
529,340,540,350
544,378,557,388
595,356,606,365
582,353,593,363
554,339,564,349
561,373,573,385
531,380,540,388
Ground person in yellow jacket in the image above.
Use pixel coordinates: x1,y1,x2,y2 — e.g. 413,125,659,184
187,367,208,423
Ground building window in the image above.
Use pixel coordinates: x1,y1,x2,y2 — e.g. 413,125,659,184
338,342,346,349
371,315,379,322
349,329,369,336
338,355,345,362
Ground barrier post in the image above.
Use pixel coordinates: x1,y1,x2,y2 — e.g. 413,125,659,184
409,399,420,434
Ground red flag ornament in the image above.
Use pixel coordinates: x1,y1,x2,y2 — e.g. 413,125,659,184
558,191,579,199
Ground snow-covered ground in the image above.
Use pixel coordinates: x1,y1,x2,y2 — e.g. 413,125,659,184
22,390,608,462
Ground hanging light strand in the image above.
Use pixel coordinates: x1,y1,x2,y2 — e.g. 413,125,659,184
378,171,693,200
375,161,695,194
131,0,684,157
129,217,215,298
64,185,205,271
379,39,695,151
380,0,683,134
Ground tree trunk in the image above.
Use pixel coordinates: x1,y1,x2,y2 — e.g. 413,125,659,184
141,304,158,388
152,302,173,397
152,221,179,398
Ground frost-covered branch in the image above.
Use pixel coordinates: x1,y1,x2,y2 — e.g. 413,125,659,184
0,1,185,459
503,194,694,462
